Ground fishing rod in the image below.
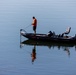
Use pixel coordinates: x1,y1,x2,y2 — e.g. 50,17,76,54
25,24,31,29
20,24,31,33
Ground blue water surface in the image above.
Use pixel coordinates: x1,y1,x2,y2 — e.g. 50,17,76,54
0,0,76,75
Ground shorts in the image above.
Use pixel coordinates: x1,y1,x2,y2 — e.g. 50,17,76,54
33,26,36,31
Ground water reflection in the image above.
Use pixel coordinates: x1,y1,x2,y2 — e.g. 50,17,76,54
20,39,76,63
31,45,36,64
64,47,70,57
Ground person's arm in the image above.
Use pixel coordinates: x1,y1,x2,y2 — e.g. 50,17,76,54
32,19,35,25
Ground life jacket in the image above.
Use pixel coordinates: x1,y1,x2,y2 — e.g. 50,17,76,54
32,19,37,26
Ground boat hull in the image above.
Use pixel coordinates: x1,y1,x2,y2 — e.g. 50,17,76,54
20,29,76,43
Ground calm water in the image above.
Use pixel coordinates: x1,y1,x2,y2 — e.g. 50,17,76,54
0,0,76,75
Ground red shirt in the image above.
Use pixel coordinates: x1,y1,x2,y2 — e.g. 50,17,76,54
32,18,37,26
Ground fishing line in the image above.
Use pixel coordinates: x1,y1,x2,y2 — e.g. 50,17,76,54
25,25,31,29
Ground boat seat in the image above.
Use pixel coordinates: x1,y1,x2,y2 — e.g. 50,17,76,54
62,27,71,36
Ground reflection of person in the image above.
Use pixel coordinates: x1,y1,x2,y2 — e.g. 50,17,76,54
31,46,36,63
32,16,37,34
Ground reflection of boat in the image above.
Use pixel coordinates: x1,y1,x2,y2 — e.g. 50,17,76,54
21,39,75,49
20,39,76,58
20,29,76,43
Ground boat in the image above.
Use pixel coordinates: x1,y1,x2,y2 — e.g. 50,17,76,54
20,29,76,43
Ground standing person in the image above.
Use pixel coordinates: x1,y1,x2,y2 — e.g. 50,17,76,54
32,16,37,34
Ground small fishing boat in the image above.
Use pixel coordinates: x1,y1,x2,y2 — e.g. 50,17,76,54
20,29,76,43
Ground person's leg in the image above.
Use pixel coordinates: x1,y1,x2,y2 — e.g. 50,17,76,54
35,28,36,34
33,26,35,33
33,26,36,34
